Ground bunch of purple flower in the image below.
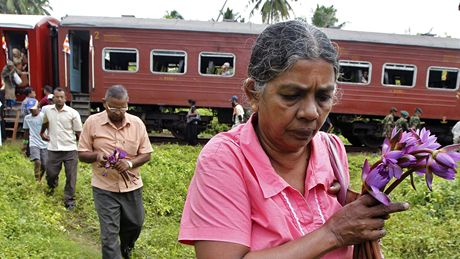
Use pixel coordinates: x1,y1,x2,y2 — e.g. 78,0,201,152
102,148,138,187
361,127,460,205
104,148,128,171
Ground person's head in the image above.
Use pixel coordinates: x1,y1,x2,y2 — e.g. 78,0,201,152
24,87,35,97
12,48,20,57
53,87,66,109
43,85,53,95
188,99,196,106
103,85,129,123
25,98,39,116
243,20,338,151
222,62,230,72
231,95,239,107
390,107,398,114
401,110,409,118
415,107,422,115
6,60,14,71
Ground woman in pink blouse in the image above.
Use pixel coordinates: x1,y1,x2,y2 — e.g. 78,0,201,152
179,20,409,258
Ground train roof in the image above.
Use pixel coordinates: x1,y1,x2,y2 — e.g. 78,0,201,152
0,14,58,29
61,15,460,50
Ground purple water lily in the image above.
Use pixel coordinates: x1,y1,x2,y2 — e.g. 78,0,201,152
362,127,460,205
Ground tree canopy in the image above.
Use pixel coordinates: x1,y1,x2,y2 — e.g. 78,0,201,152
311,4,345,28
0,0,52,15
249,0,297,24
163,10,184,20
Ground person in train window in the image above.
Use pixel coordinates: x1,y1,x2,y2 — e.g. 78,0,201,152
361,70,368,84
221,62,233,76
395,110,409,132
409,107,424,130
382,107,398,138
178,20,408,258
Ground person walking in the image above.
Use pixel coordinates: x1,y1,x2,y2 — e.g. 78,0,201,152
409,107,423,129
185,99,200,145
23,99,48,182
452,121,460,144
395,110,409,132
231,95,244,128
382,107,398,138
78,85,153,259
40,87,82,210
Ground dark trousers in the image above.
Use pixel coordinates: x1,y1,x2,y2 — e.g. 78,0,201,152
46,150,78,206
92,186,145,259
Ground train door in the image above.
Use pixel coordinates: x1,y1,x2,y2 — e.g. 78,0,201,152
69,30,89,93
3,30,29,88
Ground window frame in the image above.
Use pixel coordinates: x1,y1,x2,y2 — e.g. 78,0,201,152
381,63,417,88
102,47,139,73
198,51,236,77
337,60,372,85
150,49,187,75
425,66,460,91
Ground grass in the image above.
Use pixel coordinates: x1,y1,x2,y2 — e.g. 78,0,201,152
0,141,459,258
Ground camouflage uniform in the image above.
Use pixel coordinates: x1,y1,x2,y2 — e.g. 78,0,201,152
395,117,409,132
382,114,395,138
409,115,421,129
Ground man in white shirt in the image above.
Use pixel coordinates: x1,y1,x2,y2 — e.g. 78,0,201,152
452,121,460,144
40,87,83,210
231,95,245,128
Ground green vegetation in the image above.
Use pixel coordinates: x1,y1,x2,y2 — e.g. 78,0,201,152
1,143,459,258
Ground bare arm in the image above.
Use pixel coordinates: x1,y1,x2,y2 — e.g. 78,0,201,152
40,122,49,141
194,195,408,259
75,131,81,141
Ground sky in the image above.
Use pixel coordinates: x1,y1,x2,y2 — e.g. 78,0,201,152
48,0,460,38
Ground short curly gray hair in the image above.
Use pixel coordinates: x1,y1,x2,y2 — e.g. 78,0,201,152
248,20,339,92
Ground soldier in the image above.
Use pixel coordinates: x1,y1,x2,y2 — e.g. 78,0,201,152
409,107,423,129
395,110,409,132
382,107,398,138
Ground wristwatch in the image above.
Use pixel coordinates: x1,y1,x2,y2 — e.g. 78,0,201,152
126,160,133,169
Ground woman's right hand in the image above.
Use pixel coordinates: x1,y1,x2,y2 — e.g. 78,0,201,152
324,194,409,247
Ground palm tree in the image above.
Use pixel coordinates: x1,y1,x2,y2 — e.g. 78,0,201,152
163,10,184,20
311,4,345,28
0,0,52,15
248,0,297,24
222,7,240,22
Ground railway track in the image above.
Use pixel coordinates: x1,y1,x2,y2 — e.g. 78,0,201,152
149,136,380,153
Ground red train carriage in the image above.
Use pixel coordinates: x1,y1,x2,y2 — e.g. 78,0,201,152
58,16,265,137
55,16,460,145
330,31,460,146
0,14,59,101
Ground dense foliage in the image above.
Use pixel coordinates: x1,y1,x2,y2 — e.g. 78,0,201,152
0,143,459,258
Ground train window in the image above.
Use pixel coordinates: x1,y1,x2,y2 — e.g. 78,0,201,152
337,60,371,84
382,63,416,87
199,52,235,77
151,50,186,74
103,48,138,72
426,67,459,90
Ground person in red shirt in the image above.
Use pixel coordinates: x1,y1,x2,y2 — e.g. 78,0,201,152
38,85,53,108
